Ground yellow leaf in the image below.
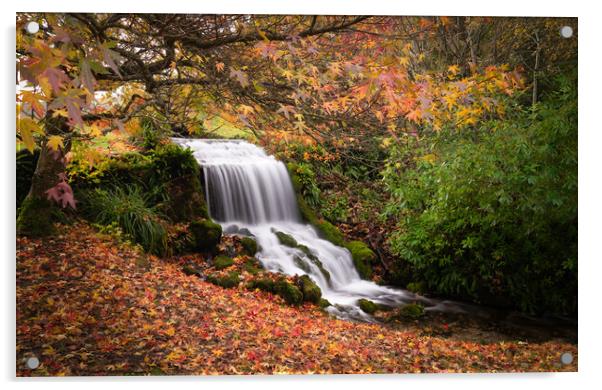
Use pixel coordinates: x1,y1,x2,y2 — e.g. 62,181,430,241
17,117,43,152
165,326,176,337
47,135,64,151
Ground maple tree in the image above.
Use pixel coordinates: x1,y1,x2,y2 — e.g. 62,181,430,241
16,14,538,234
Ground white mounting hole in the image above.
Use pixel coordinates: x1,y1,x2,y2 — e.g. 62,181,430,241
560,26,573,38
25,21,40,35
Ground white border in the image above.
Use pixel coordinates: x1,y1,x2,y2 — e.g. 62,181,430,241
3,1,599,389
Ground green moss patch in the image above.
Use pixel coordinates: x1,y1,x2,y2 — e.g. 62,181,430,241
358,298,378,314
398,303,425,319
298,275,322,304
241,237,258,255
213,255,234,270
206,271,240,289
344,241,375,280
189,219,222,252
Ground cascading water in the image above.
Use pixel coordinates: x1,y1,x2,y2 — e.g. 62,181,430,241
173,138,432,320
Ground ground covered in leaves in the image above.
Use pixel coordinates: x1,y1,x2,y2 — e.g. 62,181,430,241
16,224,577,376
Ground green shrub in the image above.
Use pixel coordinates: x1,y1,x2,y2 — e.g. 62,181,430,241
80,184,168,255
383,74,577,315
287,163,322,208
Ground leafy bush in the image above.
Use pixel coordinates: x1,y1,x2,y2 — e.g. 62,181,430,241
383,74,577,316
80,185,168,256
288,163,322,208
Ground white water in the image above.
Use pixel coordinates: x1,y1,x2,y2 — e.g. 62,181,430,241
173,138,431,320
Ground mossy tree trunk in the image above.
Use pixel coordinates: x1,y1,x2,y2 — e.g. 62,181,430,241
17,115,71,237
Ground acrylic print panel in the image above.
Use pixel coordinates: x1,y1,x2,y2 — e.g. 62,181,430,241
16,13,577,376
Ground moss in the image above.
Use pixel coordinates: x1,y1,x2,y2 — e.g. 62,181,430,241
293,255,312,274
273,230,298,247
189,219,222,252
358,298,378,314
213,255,234,270
16,197,57,237
241,237,258,255
182,263,202,276
398,303,425,319
316,220,346,247
206,271,240,289
274,279,304,305
298,275,322,304
345,241,375,280
406,282,426,294
247,277,276,293
318,298,331,309
243,258,262,275
162,175,208,222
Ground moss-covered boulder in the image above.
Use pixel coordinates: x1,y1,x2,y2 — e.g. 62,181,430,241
274,279,304,305
247,277,276,293
162,175,208,222
241,237,258,255
345,241,375,280
243,258,263,275
206,271,240,289
298,275,322,304
273,230,298,247
17,197,57,237
358,298,378,314
398,303,425,319
189,219,222,252
182,263,202,277
318,298,331,309
213,255,234,270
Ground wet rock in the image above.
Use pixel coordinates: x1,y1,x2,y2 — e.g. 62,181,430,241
298,275,322,304
241,236,258,255
189,219,222,253
358,298,378,314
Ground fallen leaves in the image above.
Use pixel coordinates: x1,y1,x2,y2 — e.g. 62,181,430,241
16,223,578,376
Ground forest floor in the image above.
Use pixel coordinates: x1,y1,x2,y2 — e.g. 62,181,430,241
16,223,577,376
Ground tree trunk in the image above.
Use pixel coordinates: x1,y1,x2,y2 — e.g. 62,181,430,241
17,114,70,237
532,31,541,107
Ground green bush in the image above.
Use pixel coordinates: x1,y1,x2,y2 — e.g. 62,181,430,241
80,184,168,256
287,163,322,208
383,74,577,315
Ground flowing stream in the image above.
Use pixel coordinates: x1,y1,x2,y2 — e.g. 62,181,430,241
173,138,432,320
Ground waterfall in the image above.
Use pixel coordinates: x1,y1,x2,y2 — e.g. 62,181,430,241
173,138,430,320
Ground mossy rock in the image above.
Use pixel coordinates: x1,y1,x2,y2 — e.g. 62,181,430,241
406,282,426,294
316,220,346,247
345,241,375,280
298,275,322,304
182,263,202,277
241,237,258,255
293,255,312,274
206,271,240,289
162,175,208,222
213,255,234,270
247,277,276,293
358,298,378,314
189,219,222,253
274,279,304,305
318,298,331,309
17,197,57,237
398,303,425,319
243,258,263,275
273,230,298,247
